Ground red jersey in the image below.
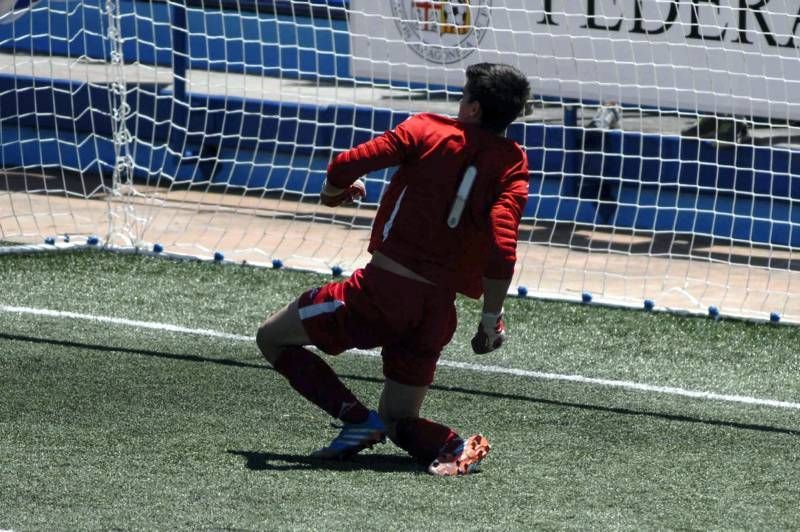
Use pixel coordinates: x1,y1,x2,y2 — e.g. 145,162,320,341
327,113,529,299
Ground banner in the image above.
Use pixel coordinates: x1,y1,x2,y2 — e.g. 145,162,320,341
349,0,800,120
0,0,42,24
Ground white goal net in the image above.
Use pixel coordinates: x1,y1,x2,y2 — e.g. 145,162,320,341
1,0,799,323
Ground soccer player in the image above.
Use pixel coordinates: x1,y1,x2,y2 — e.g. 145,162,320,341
256,63,530,476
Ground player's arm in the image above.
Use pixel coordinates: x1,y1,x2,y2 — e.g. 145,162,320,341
321,118,419,207
472,169,529,354
481,277,512,316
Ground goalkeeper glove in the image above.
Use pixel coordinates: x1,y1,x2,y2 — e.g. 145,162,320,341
471,309,506,354
320,178,366,207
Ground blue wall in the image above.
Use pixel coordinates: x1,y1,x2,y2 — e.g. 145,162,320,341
0,1,109,59
1,0,799,247
0,0,350,79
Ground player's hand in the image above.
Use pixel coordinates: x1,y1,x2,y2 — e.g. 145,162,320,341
320,179,366,207
471,310,506,354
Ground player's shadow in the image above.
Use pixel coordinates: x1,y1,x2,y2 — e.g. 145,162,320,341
4,331,799,439
226,450,422,473
522,221,800,271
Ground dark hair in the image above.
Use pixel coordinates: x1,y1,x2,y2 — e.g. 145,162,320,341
464,63,530,133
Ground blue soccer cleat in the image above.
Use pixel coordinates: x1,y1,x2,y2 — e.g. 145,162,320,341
311,410,387,460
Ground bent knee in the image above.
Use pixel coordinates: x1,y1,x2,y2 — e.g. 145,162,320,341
255,323,280,365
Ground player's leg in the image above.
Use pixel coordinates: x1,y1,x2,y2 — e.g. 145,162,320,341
256,299,310,364
378,377,428,439
378,377,459,459
256,273,387,459
379,291,490,476
377,297,459,463
379,376,490,476
377,351,460,465
256,297,372,426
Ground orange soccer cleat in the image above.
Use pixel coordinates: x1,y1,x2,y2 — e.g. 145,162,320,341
427,434,491,476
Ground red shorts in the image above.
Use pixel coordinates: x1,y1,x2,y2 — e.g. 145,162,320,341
297,263,457,386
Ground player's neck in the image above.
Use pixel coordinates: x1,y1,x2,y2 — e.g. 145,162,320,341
458,119,505,136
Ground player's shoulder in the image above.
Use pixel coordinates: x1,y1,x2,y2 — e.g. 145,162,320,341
405,112,459,129
471,134,528,180
507,138,528,167
397,113,463,142
485,131,527,163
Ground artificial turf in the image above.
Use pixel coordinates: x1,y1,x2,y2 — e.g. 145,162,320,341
1,250,798,530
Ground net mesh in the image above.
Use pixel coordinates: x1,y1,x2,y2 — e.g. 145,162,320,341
1,0,799,322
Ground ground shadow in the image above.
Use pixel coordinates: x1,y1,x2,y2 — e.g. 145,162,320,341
521,221,800,271
3,331,798,438
226,450,422,473
0,168,110,197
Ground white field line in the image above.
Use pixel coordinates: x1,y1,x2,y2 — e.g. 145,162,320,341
0,304,250,341
2,304,799,411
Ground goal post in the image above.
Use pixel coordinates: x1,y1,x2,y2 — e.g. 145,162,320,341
1,0,799,323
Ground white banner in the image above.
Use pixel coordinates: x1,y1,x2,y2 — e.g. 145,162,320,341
349,0,800,120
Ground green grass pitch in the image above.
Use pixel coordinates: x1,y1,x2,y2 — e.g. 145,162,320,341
1,250,799,529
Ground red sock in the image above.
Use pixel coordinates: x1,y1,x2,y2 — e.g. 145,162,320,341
273,346,369,424
392,418,461,463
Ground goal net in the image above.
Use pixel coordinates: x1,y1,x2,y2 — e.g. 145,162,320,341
1,0,799,323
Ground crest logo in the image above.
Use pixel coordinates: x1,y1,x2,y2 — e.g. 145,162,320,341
390,1,492,64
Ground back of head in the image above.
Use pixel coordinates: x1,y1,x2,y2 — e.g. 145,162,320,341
464,63,530,134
